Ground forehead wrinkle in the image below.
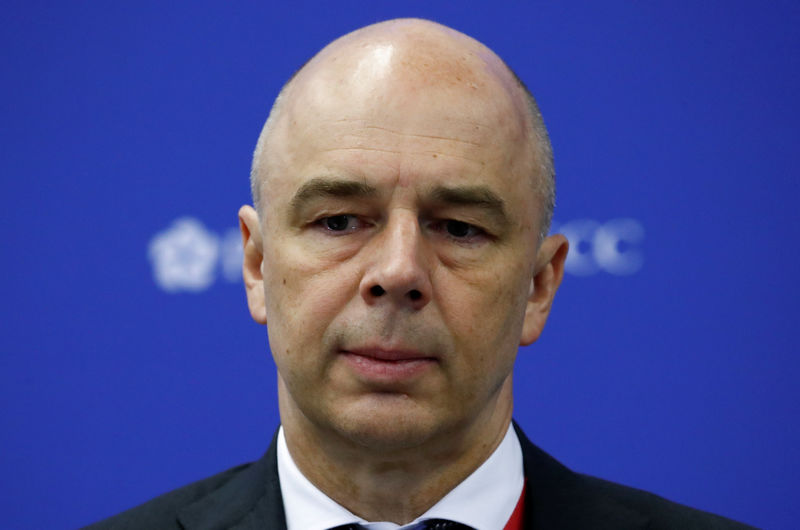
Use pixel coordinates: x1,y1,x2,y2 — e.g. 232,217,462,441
306,114,495,145
304,120,501,168
303,118,508,166
347,125,482,148
328,116,493,132
319,146,490,168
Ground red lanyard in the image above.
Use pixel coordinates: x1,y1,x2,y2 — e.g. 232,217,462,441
503,481,526,530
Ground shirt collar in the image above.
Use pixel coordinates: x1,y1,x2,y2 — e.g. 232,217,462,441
277,423,524,530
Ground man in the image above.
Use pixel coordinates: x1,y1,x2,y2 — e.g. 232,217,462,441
87,18,753,530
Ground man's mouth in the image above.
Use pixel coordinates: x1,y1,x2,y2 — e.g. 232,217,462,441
340,347,438,381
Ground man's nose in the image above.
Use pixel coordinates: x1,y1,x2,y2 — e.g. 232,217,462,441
359,213,432,310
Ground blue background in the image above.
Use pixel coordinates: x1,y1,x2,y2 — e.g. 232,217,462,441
2,2,798,528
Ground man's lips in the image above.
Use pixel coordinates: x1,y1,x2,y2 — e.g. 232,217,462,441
344,347,436,362
340,347,438,381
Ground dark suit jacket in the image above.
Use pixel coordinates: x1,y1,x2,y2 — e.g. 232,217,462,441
84,424,755,529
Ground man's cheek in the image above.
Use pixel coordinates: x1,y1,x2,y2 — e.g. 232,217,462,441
279,275,350,333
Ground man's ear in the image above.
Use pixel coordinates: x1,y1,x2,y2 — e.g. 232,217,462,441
520,234,569,346
239,205,267,325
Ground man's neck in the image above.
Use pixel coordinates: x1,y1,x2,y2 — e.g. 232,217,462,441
280,393,513,524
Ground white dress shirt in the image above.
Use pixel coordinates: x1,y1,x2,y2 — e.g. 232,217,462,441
277,423,524,530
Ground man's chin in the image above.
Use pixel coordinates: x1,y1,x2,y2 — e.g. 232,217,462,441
330,397,450,452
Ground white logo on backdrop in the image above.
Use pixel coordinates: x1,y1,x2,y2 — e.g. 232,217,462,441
148,218,227,292
553,218,644,276
148,217,644,292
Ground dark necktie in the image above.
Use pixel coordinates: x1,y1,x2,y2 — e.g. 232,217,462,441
413,520,475,529
330,520,474,529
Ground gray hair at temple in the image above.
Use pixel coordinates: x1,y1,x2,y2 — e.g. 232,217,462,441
249,35,556,242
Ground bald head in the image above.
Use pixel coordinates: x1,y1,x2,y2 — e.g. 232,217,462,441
251,18,555,238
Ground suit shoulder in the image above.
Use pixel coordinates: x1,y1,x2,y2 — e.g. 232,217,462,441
577,474,758,529
81,462,253,530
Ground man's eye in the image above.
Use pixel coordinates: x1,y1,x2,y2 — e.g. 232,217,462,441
440,220,484,240
445,220,473,238
319,215,359,232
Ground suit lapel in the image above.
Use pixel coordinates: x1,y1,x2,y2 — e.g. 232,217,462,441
177,430,287,530
515,424,649,530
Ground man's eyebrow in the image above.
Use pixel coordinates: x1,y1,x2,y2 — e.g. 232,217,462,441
428,185,509,225
289,177,378,211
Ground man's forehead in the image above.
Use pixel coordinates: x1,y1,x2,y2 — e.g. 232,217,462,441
256,19,538,212
270,95,530,198
277,28,526,146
